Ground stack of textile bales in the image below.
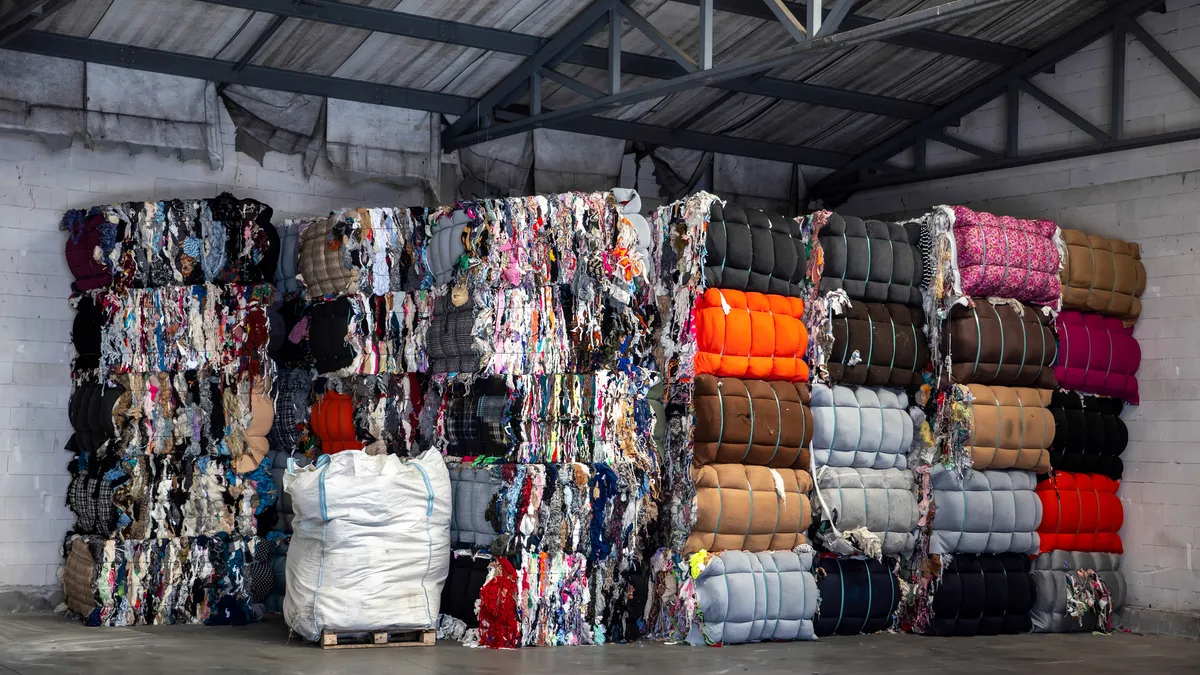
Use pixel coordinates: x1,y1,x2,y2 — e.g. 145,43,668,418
59,195,279,625
1029,229,1142,633
803,211,925,636
647,196,820,646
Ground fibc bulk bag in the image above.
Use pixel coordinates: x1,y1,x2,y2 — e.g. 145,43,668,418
284,450,451,641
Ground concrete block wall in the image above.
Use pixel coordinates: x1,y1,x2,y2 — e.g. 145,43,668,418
841,0,1200,622
0,104,424,603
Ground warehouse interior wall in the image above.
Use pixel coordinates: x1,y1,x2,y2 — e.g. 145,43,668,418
839,0,1200,627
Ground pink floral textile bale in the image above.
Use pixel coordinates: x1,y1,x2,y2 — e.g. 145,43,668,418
952,206,1061,306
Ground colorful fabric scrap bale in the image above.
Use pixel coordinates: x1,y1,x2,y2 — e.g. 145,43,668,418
308,375,423,456
818,213,924,306
304,292,431,375
298,207,433,299
1047,391,1126,479
1059,229,1145,325
813,556,900,636
1054,310,1142,404
1031,551,1125,633
1036,472,1124,554
928,553,1034,636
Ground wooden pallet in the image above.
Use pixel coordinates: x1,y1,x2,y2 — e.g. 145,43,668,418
320,628,436,650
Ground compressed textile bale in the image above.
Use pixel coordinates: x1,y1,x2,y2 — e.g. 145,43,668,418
274,220,305,297
1036,472,1123,554
448,465,501,547
63,538,99,618
694,289,809,382
685,464,812,554
72,294,104,372
966,384,1053,472
1031,551,1126,633
647,381,666,458
704,202,807,298
307,297,355,375
813,467,918,555
236,384,274,474
443,378,512,457
440,553,491,628
612,188,652,273
827,301,927,387
299,214,359,299
66,452,123,536
944,300,1057,388
813,556,899,636
949,205,1061,305
929,553,1034,636
428,292,483,373
929,466,1041,555
689,550,817,644
1059,229,1145,324
818,213,924,306
427,210,469,287
63,210,112,292
692,375,812,468
67,383,121,455
1054,310,1141,404
1047,391,1126,480
309,391,362,454
809,384,912,470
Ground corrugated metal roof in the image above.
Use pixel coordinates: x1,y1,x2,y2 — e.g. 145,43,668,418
28,0,1117,162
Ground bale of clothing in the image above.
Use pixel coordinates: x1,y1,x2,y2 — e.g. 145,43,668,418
899,204,1138,636
61,194,279,626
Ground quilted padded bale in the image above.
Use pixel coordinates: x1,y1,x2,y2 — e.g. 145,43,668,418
307,296,355,375
1055,310,1141,404
813,467,917,555
441,553,491,628
966,384,1053,472
703,202,807,298
689,550,817,644
449,465,501,547
828,301,927,387
236,385,274,474
810,384,912,470
63,537,100,619
929,553,1034,636
67,384,121,455
1031,551,1126,633
72,294,105,372
693,375,812,468
67,452,124,536
428,292,483,373
1037,472,1123,553
63,210,112,292
309,391,362,454
685,464,812,554
427,209,469,287
299,214,358,299
929,466,1041,555
944,300,1057,388
813,556,899,636
819,213,924,306
694,289,808,382
1047,391,1126,480
443,378,512,457
949,205,1061,305
274,220,305,297
1060,229,1145,324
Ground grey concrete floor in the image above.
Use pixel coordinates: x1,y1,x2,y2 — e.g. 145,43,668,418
0,614,1195,675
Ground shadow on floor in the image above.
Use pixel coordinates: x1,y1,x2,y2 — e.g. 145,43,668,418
0,613,1196,675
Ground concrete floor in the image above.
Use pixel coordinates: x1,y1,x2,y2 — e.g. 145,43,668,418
0,614,1196,675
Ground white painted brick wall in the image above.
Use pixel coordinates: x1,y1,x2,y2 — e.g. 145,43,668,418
0,104,425,591
842,0,1200,616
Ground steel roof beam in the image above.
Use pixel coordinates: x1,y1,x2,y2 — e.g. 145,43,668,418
675,0,1031,64
442,0,1018,150
810,0,1168,200
2,30,850,168
198,0,934,118
0,0,71,47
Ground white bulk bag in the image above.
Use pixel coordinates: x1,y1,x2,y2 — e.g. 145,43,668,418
284,449,451,641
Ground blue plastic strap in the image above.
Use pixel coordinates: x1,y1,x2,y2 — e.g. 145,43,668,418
992,303,1005,381
766,386,783,466
833,558,845,634
741,381,755,463
861,560,873,634
716,383,726,446
971,306,983,379
1017,305,1028,382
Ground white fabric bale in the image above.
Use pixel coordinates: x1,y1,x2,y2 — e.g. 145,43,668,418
284,449,451,640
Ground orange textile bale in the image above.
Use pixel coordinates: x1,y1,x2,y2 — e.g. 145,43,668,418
694,289,809,382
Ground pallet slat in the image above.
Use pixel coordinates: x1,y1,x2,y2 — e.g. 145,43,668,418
319,629,436,649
